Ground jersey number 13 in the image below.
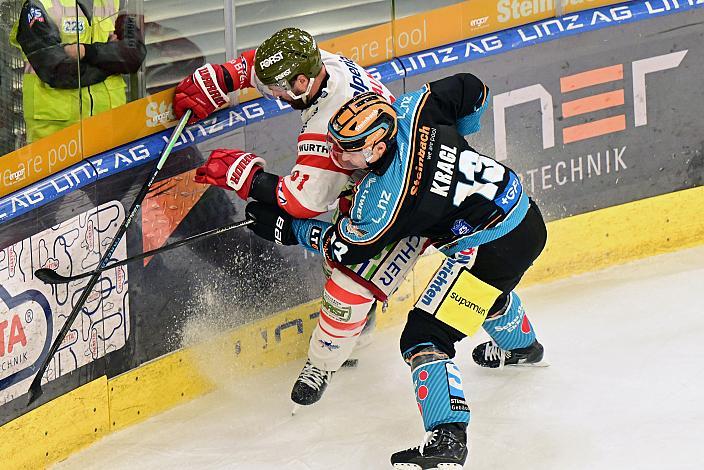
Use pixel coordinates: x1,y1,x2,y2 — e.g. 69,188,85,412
453,149,505,207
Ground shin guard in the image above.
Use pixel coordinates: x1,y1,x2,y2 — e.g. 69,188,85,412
404,344,470,431
482,291,536,350
308,269,375,371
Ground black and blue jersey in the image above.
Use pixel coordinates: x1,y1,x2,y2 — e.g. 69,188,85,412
293,73,529,265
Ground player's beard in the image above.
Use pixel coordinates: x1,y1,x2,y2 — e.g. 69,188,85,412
287,97,310,110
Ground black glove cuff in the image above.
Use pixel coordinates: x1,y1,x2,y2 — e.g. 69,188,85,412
249,171,279,205
221,65,235,92
245,201,298,246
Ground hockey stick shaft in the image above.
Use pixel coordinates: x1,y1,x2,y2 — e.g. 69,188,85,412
37,219,254,284
27,110,191,406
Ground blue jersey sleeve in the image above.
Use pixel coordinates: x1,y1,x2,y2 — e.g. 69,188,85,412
292,215,400,266
292,218,332,254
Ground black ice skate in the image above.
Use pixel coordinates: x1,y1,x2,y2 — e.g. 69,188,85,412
291,359,333,406
391,424,468,469
472,340,547,369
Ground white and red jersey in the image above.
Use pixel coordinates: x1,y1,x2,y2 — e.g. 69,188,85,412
276,51,394,218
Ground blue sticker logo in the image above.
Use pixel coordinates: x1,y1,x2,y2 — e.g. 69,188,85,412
318,339,340,351
451,219,473,236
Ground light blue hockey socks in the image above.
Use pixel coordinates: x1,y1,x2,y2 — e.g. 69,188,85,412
481,292,536,350
404,344,470,431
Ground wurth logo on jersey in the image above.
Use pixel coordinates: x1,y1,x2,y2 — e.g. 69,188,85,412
493,50,688,161
297,140,329,157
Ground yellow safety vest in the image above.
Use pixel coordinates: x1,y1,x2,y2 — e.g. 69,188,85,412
10,0,126,143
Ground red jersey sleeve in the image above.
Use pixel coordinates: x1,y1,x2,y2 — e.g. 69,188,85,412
276,133,353,218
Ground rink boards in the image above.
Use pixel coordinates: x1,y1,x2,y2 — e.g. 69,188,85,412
1,1,703,468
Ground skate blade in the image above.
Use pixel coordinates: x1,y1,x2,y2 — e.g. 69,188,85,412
291,404,301,416
392,464,463,469
508,359,550,368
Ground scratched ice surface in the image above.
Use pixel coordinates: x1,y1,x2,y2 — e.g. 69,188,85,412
55,246,704,469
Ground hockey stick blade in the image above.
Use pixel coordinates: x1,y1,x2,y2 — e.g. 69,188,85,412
34,268,80,284
32,219,254,285
27,377,43,405
26,110,191,407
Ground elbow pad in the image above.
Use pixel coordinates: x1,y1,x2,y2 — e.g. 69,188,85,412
456,90,490,136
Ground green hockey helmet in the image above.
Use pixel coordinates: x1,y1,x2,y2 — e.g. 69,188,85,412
254,28,323,101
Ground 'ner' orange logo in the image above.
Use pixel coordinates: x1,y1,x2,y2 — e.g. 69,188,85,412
492,50,687,160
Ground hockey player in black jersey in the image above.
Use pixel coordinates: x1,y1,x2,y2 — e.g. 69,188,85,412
246,73,547,469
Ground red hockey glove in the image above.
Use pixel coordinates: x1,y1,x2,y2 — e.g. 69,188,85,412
174,64,230,123
174,51,255,124
194,149,265,200
245,201,298,246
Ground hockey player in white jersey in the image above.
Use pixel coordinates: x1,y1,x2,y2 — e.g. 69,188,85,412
173,28,421,407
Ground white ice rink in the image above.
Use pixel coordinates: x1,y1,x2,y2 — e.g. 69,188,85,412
55,246,704,470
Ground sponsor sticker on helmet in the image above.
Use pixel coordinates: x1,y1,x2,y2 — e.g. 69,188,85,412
274,68,291,82
260,51,284,68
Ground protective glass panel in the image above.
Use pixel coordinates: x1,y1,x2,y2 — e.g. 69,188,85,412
143,0,227,95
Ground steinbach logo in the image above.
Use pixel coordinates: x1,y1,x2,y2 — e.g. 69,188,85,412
497,0,552,23
411,125,432,196
446,362,469,412
493,50,688,162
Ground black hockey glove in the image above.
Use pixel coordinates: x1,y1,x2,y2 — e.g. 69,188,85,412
245,201,298,246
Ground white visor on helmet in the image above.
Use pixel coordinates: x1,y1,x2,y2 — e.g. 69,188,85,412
253,72,315,102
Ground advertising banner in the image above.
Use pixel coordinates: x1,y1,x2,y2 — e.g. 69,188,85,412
0,89,176,199
0,201,129,404
563,0,630,14
400,2,704,219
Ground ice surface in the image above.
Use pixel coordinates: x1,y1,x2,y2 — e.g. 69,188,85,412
54,246,704,469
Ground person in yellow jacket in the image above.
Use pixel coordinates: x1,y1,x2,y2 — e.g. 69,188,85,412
10,0,146,142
